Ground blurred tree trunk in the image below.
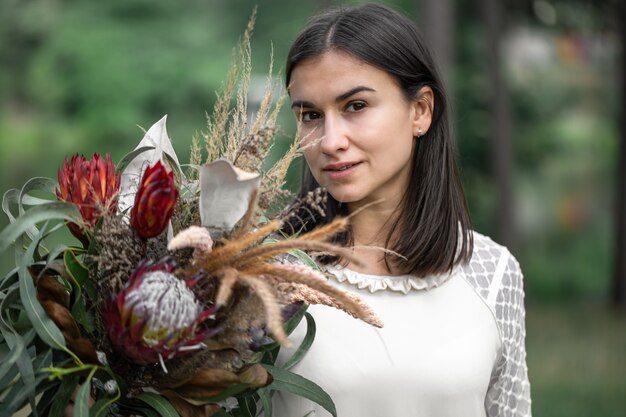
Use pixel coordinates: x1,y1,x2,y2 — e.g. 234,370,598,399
418,0,454,89
614,0,626,308
481,0,516,251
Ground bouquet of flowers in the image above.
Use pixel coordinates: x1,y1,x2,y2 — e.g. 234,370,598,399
0,15,381,417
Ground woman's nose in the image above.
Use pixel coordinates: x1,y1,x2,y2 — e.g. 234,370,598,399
320,116,349,154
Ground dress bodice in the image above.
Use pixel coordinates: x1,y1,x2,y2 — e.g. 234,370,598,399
272,232,532,417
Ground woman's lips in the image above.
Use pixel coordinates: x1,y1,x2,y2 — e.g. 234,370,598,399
322,161,362,180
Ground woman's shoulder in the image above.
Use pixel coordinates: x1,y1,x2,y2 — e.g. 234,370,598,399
460,231,524,307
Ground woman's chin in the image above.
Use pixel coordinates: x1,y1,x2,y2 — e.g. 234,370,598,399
327,189,364,205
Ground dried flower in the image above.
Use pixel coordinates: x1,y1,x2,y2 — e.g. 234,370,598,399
103,260,215,368
56,153,120,242
130,161,178,238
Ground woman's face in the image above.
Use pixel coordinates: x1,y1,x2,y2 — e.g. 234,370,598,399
289,50,429,210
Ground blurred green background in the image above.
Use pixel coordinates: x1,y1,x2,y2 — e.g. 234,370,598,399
1,0,624,415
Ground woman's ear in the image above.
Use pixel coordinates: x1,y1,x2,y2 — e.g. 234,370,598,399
411,86,434,138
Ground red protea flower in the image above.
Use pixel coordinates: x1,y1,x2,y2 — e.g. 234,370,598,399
103,259,216,367
130,161,178,238
56,153,120,242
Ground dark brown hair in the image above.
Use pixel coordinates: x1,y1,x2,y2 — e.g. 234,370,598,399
284,3,472,276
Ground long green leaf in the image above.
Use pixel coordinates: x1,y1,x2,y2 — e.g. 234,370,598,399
237,396,256,417
262,365,336,417
22,195,56,206
48,375,80,417
0,288,28,387
47,245,69,265
0,370,52,417
116,146,155,174
20,177,57,196
15,339,37,415
18,178,57,240
73,375,93,417
0,362,18,394
135,392,180,417
89,398,112,417
19,177,58,214
259,304,308,357
0,202,80,254
0,325,52,415
282,312,315,370
257,388,272,417
284,304,307,337
18,348,54,417
287,249,318,270
64,250,94,332
1,268,18,290
31,378,61,417
135,407,161,417
2,188,20,223
18,231,67,350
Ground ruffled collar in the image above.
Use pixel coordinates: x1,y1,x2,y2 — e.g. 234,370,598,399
324,264,458,294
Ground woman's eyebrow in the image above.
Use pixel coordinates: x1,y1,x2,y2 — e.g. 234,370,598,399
291,100,314,110
335,86,375,102
290,86,376,110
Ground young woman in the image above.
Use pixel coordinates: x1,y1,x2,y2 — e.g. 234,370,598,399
275,3,531,417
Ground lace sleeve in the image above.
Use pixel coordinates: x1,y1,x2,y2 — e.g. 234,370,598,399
485,252,532,417
462,233,532,416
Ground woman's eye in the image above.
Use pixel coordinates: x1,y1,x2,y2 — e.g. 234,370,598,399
301,111,321,122
346,101,366,112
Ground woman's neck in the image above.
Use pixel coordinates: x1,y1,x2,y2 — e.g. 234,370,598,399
345,200,404,275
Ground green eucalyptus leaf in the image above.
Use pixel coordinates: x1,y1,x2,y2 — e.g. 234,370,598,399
0,202,80,254
118,116,184,215
262,364,336,417
64,249,89,287
48,375,80,417
89,399,113,417
260,304,307,355
282,312,316,370
134,407,161,417
0,369,53,417
20,177,57,198
2,188,20,223
257,388,272,417
135,392,180,417
22,194,56,206
15,348,54,417
31,378,61,417
63,250,94,332
18,231,67,351
284,304,307,337
0,308,26,385
73,376,93,417
0,363,18,394
33,347,54,370
47,245,69,264
236,396,256,417
15,340,37,414
116,145,155,174
287,249,318,270
1,268,19,290
18,178,58,240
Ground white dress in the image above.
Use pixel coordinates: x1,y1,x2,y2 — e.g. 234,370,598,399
272,232,532,417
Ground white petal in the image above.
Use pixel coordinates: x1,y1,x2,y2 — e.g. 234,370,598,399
118,115,183,216
199,159,261,237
